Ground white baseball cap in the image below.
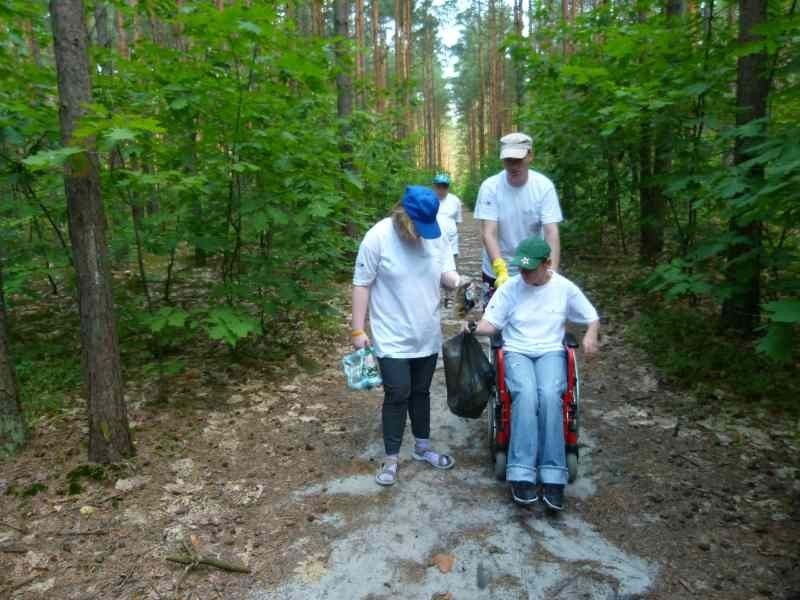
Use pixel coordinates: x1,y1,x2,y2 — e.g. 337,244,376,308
499,132,532,159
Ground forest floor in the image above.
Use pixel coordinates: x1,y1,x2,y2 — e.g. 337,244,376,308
1,210,799,600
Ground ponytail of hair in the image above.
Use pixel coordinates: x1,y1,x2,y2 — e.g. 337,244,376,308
391,201,419,242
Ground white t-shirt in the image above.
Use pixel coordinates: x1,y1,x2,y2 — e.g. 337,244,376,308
474,170,563,277
353,218,456,358
483,272,598,356
437,214,458,256
438,193,463,254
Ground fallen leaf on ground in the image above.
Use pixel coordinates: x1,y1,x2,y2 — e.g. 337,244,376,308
430,553,455,573
432,593,454,600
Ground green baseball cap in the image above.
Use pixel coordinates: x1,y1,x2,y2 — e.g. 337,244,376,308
510,236,551,269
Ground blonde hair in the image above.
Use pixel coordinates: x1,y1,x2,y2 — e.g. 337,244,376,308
391,201,419,242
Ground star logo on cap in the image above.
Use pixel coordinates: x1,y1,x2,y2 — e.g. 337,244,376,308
521,257,530,266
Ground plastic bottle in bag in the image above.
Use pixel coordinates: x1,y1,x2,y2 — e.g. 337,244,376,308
342,347,383,390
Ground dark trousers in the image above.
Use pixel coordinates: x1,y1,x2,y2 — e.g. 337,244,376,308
377,354,438,455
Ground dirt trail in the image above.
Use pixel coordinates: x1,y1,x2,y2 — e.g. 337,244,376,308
3,211,798,600
247,211,657,600
245,210,799,600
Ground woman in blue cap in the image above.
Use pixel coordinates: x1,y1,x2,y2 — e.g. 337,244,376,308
351,186,465,486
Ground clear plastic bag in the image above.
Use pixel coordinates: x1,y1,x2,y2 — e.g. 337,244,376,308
342,347,382,391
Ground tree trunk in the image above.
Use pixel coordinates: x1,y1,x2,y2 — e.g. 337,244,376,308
606,150,619,224
528,0,535,40
403,0,414,137
476,0,486,165
335,0,354,124
639,0,680,260
488,0,500,145
469,103,477,176
355,0,365,108
423,9,435,169
0,253,27,456
94,2,112,74
721,0,768,334
394,0,413,138
371,0,385,111
115,5,128,58
313,0,324,35
22,20,43,66
335,0,354,160
514,0,524,121
132,0,141,44
50,0,134,463
394,0,404,129
638,120,662,262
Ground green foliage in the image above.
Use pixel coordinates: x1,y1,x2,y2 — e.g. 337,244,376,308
757,300,800,363
456,0,800,365
13,336,82,420
203,307,260,349
5,481,47,497
66,464,107,495
0,0,427,416
141,307,189,334
627,305,797,412
22,147,84,171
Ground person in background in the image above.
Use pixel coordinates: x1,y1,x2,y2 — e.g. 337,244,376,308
437,212,458,262
465,237,599,511
474,133,563,290
351,186,464,487
432,173,463,261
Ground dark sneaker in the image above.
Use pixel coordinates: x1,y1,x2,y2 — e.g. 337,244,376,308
542,484,565,511
510,481,538,505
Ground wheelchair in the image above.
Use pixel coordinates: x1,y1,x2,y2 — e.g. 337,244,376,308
486,331,581,483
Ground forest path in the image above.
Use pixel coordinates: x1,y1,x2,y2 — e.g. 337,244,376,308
3,211,796,600
248,211,657,599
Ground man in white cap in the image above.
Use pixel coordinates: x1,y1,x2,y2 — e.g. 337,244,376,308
474,132,563,288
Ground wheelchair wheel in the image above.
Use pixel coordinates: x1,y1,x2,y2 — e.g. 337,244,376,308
494,451,507,481
487,390,497,457
567,452,578,484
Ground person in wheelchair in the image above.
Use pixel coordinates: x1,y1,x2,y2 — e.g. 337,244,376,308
464,236,599,510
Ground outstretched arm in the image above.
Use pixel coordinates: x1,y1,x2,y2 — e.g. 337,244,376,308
582,320,599,356
462,318,499,337
440,270,462,290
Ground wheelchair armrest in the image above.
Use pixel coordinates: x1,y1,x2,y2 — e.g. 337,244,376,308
563,332,579,348
490,332,504,349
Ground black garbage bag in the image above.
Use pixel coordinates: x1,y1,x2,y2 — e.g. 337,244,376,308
442,332,494,419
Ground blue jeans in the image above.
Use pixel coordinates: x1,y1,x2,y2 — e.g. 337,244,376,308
504,350,567,485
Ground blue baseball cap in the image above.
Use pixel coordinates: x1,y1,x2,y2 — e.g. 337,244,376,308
402,185,441,239
432,173,451,186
